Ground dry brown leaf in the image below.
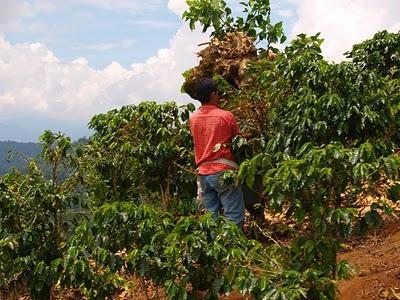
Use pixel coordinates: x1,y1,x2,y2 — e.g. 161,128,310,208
183,32,259,99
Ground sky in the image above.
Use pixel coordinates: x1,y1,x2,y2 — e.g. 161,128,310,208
0,0,399,142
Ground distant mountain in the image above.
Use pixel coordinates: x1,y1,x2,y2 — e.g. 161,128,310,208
0,141,42,175
0,138,89,176
0,117,91,142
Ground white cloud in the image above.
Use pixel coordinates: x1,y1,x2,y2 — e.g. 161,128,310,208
0,21,207,122
0,0,31,23
276,9,294,18
392,23,400,32
0,35,133,120
0,0,32,32
167,0,188,16
290,0,400,61
106,25,208,105
0,0,210,141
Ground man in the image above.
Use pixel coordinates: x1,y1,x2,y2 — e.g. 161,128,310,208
189,77,245,227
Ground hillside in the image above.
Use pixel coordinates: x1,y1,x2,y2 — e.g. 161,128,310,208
0,141,41,175
113,215,400,299
338,216,400,299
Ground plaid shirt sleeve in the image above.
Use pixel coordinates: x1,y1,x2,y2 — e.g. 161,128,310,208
227,111,240,137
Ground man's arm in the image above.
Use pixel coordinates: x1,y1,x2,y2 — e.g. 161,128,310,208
227,112,253,139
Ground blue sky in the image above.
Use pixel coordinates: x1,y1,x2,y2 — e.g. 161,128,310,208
3,1,181,68
0,0,399,142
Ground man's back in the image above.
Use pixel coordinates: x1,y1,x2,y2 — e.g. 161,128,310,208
189,104,239,175
189,77,245,227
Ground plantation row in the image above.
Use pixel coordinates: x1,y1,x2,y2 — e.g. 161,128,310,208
1,0,400,299
0,125,334,299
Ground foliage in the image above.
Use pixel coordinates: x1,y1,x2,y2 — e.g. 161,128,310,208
59,202,333,300
163,214,245,299
346,30,400,79
181,0,286,100
83,101,197,209
183,0,286,45
182,32,259,98
236,30,400,298
56,202,172,298
0,131,83,299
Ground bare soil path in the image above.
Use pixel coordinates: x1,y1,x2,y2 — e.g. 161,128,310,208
337,218,400,300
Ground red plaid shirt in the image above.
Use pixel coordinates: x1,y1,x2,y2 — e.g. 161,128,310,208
189,104,240,175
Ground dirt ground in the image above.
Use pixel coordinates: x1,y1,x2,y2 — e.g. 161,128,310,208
337,217,400,300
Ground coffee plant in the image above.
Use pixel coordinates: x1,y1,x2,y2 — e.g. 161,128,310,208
183,0,286,45
58,202,331,300
0,131,83,299
237,30,400,295
82,101,197,210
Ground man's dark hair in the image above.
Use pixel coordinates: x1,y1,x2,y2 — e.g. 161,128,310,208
195,77,218,104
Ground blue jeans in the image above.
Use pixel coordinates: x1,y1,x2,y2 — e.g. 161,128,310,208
199,171,245,227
